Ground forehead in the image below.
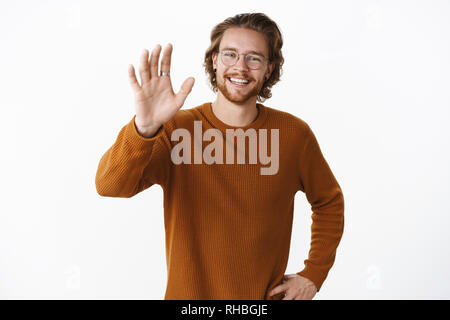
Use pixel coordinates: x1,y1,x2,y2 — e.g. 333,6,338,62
219,27,269,56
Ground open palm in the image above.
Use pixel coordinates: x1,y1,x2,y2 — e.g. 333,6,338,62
128,43,195,133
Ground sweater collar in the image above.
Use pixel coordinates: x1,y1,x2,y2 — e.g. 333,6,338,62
200,101,268,132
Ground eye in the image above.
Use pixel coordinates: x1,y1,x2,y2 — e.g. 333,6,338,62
222,51,235,57
248,55,262,62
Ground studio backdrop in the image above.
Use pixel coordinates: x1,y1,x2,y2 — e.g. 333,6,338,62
0,0,449,299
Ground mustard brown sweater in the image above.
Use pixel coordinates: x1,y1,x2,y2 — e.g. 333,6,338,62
95,102,344,300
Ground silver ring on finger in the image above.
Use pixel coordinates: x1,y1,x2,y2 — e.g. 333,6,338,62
160,71,170,77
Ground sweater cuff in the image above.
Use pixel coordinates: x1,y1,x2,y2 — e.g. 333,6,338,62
296,263,330,292
129,114,164,143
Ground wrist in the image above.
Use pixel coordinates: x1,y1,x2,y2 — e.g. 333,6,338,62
134,118,161,138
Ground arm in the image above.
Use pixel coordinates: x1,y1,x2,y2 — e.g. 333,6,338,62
296,125,345,292
95,114,172,198
95,43,194,198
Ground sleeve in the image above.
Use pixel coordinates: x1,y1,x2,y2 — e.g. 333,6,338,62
296,125,345,292
95,114,172,198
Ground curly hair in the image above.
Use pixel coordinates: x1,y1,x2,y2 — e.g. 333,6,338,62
203,13,284,103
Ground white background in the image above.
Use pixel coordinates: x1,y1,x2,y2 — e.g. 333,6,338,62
1,0,449,299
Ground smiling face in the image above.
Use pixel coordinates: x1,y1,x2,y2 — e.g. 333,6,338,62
212,27,274,104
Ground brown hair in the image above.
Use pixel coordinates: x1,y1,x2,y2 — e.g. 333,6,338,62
203,13,284,102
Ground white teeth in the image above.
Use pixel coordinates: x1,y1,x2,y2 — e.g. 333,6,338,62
229,77,249,84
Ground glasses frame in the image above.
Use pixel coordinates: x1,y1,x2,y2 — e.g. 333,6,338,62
218,49,269,70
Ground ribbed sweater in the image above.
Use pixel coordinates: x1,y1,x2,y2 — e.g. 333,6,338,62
95,101,344,300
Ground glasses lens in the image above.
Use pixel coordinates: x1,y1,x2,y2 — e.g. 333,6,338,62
246,54,264,70
221,51,237,66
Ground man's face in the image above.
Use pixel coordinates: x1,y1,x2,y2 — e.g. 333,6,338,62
212,27,274,104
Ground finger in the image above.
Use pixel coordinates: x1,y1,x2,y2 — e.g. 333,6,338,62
149,44,162,78
128,64,141,92
138,49,150,86
160,43,173,75
174,77,195,108
282,291,296,300
269,283,288,297
295,290,310,300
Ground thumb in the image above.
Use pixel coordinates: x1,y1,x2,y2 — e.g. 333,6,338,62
175,77,195,108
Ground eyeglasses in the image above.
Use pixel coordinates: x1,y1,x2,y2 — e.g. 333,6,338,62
218,49,268,70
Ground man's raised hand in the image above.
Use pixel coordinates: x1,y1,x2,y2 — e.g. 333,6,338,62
128,43,195,137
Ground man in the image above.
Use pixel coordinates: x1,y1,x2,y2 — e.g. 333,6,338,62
95,13,344,300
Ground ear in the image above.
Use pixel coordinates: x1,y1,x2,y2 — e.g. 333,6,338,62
266,62,275,79
212,51,218,69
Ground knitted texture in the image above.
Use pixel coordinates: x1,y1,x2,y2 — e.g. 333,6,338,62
95,102,344,299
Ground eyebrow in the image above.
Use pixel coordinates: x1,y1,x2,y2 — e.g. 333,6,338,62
221,47,266,57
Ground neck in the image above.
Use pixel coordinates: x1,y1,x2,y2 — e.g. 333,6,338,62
211,92,259,127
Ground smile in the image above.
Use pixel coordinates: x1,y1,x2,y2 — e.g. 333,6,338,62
227,77,251,87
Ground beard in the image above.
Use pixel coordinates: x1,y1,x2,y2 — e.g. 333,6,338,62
216,73,265,104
